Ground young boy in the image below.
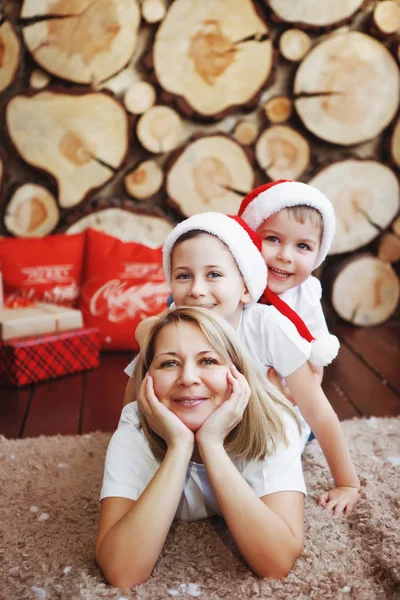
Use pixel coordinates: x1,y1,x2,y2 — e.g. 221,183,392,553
124,213,360,516
239,179,338,387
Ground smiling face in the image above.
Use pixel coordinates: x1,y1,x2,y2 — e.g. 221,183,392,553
257,209,321,294
170,233,251,328
149,321,231,431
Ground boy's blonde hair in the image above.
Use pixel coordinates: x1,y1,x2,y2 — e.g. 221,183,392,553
132,306,300,462
281,206,323,240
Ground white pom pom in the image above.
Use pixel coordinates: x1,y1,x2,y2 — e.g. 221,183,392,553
309,333,340,367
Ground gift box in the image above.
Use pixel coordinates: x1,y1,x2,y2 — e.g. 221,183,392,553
0,327,100,387
0,302,83,341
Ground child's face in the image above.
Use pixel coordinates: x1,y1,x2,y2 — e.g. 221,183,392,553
257,211,321,294
170,233,251,329
149,321,230,432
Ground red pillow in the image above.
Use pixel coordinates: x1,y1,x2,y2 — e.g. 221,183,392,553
79,228,171,350
0,232,85,307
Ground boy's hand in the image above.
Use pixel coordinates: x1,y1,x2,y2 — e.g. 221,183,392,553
317,486,361,516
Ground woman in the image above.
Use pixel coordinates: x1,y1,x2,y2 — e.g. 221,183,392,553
96,307,306,588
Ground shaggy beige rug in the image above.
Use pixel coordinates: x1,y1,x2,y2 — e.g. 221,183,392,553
0,418,399,600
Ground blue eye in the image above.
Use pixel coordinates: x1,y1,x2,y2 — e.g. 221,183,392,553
200,357,219,365
298,243,311,251
176,273,191,280
160,360,178,368
265,236,279,243
208,271,222,278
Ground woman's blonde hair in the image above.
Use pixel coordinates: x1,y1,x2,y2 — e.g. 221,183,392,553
132,307,300,462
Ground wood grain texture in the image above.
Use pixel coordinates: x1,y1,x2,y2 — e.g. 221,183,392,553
81,351,133,434
0,386,32,439
21,373,83,438
324,342,400,417
334,323,400,394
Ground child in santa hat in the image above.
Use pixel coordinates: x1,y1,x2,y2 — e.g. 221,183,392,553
124,212,360,516
238,179,339,390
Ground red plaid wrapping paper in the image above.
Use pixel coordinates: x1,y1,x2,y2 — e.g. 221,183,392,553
0,327,100,387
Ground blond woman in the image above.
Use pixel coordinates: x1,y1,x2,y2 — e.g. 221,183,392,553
96,307,305,588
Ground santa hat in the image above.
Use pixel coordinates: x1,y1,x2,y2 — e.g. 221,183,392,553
162,213,267,302
238,180,336,268
260,288,340,367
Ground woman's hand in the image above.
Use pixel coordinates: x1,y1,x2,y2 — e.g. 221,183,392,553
138,374,194,450
196,365,250,449
317,486,361,517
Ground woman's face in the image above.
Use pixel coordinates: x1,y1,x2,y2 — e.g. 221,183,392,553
148,321,231,431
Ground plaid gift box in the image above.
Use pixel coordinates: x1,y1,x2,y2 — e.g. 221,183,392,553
0,327,100,387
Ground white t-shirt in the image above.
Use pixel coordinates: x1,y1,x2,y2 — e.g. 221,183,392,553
237,303,311,377
124,302,311,379
279,276,329,338
100,402,306,521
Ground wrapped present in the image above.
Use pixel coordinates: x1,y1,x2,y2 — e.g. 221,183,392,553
0,327,100,387
0,301,83,341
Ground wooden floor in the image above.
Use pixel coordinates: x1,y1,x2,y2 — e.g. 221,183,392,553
0,323,399,440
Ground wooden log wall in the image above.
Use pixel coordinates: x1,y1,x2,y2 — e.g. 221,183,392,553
0,0,400,326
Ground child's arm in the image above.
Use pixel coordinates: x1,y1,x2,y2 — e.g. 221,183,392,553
267,365,322,404
310,364,323,385
286,362,361,516
197,366,304,578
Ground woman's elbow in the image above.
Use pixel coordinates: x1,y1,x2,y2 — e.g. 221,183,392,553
256,542,303,580
262,565,294,580
95,547,152,589
103,570,150,589
97,559,151,589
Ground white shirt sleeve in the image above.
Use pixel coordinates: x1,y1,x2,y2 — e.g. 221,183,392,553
241,305,311,378
239,412,306,497
100,402,159,501
265,310,312,377
124,355,138,377
299,277,329,337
